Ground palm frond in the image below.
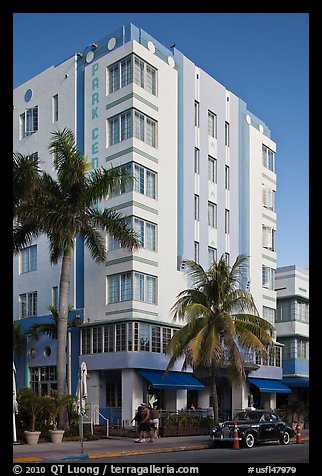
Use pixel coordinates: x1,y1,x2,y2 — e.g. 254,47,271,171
87,165,134,204
88,208,140,252
221,332,246,383
182,260,208,289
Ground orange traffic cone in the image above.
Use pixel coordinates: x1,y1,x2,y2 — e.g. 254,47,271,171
233,420,239,449
296,421,303,444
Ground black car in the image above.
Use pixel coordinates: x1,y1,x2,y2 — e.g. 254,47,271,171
210,410,295,448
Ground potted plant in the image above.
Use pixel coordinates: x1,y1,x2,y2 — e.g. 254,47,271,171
18,388,47,444
43,392,74,443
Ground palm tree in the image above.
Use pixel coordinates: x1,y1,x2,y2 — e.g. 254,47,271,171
13,152,41,219
25,305,77,341
166,254,274,425
13,128,140,429
13,321,27,387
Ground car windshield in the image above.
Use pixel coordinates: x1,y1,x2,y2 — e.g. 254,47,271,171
234,411,262,422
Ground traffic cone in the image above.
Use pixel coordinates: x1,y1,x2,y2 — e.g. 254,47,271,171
296,421,302,444
233,420,239,449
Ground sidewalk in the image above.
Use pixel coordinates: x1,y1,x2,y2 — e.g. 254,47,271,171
13,430,309,463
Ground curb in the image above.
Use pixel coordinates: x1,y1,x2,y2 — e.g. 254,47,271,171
13,443,212,463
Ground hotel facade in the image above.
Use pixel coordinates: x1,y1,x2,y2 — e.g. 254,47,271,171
13,23,290,426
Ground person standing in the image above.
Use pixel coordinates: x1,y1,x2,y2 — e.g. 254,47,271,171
134,403,154,443
150,403,160,438
132,405,142,433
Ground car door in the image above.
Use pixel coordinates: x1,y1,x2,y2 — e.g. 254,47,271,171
259,413,279,440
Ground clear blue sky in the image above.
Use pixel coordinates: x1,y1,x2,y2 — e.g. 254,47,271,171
13,13,309,269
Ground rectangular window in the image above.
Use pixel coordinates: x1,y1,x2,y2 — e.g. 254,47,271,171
120,110,132,141
106,381,122,407
115,323,126,351
121,272,132,301
262,184,275,211
134,110,145,142
297,339,308,359
145,221,157,251
108,272,157,305
108,54,157,95
146,169,156,198
134,272,145,301
262,144,275,172
20,245,37,273
109,116,120,146
225,209,230,234
108,109,157,148
194,195,200,221
81,328,91,354
263,306,275,326
208,111,217,138
262,225,275,251
225,253,230,266
20,106,38,138
146,116,157,147
109,62,120,93
52,286,58,309
262,265,275,290
225,165,230,190
194,148,200,174
208,247,217,268
139,323,150,351
146,275,157,304
194,241,199,263
208,202,216,228
103,325,114,352
120,56,132,88
225,122,230,146
194,101,199,127
162,328,172,353
276,301,291,322
134,56,145,88
146,64,157,95
93,327,103,354
52,94,58,122
134,164,156,199
108,274,120,303
152,326,161,353
208,156,217,183
296,300,309,323
20,292,37,318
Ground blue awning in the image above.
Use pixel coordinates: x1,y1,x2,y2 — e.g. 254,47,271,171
137,369,205,390
283,377,309,388
248,378,292,394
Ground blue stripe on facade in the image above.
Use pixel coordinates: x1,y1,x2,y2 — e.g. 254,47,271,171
238,99,250,288
75,56,85,309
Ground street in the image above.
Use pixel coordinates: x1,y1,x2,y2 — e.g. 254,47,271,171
64,441,309,464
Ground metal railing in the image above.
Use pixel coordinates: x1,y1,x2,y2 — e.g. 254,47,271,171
91,404,109,437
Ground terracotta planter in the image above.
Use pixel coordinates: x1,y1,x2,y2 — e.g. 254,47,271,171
24,430,41,445
49,429,65,443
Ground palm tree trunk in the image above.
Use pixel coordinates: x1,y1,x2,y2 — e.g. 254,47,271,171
210,375,220,426
57,252,71,430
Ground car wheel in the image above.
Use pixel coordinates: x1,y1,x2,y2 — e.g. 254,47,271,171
212,436,218,448
280,431,290,445
244,433,255,448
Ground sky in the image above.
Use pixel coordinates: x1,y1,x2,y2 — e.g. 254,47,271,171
13,12,309,269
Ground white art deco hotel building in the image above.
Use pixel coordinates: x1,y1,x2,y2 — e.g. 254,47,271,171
13,23,290,426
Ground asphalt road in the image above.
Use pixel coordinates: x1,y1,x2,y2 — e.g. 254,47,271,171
67,441,309,464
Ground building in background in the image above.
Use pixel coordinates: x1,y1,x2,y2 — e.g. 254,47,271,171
13,23,289,425
275,266,309,406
